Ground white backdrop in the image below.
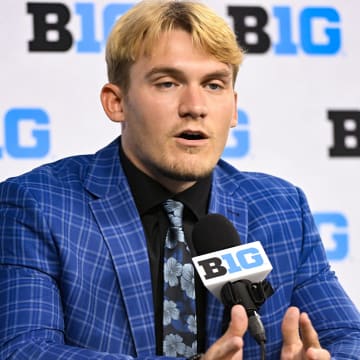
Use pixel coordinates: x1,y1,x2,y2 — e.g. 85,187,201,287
1,0,359,308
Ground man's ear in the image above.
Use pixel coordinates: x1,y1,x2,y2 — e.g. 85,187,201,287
100,83,125,123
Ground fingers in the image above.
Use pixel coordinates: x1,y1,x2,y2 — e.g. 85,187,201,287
306,347,331,360
228,304,248,337
282,306,302,346
300,313,331,359
202,305,247,360
281,307,331,360
299,312,321,350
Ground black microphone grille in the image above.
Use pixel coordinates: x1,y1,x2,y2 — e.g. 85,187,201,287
192,213,241,255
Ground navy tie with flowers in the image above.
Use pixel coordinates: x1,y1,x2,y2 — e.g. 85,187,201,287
162,199,197,358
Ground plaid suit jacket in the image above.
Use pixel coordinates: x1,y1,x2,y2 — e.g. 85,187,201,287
1,138,359,359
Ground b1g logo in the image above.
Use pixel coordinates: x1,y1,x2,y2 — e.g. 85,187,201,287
198,247,264,280
223,109,250,159
0,108,50,159
328,110,360,157
27,2,133,52
313,212,349,261
228,6,341,55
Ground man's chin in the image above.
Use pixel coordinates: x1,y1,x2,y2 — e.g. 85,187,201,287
158,165,214,183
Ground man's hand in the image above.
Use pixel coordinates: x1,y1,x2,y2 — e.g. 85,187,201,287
281,307,331,360
202,305,248,360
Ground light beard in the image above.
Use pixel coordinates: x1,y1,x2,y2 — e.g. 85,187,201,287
150,158,215,183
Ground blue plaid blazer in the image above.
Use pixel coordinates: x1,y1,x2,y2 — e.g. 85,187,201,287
1,138,359,359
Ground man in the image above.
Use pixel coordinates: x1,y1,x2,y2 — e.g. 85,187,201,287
0,1,359,359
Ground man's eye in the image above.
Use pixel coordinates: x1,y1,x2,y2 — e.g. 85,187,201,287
207,83,223,90
156,81,175,88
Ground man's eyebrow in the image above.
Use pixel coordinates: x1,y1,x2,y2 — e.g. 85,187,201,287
202,69,232,81
145,66,233,82
145,67,185,80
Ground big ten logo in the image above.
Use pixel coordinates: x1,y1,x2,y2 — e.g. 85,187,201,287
328,110,360,157
227,6,341,55
0,108,50,159
27,2,134,52
197,247,264,280
223,109,250,158
313,212,349,261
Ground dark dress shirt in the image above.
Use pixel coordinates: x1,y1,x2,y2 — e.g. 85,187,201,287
119,142,211,354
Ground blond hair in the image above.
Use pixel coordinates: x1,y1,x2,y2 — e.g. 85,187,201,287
105,0,244,92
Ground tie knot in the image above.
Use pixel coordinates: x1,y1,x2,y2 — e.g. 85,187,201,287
163,199,184,228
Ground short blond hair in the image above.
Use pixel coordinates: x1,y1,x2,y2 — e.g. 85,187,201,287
105,0,244,92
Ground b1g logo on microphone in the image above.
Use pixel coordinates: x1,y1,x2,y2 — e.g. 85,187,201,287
199,247,264,280
192,241,272,299
0,108,50,159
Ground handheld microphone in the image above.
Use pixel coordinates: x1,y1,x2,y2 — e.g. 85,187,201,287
191,214,274,346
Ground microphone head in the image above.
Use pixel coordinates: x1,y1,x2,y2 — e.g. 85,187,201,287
192,214,241,255
191,214,273,300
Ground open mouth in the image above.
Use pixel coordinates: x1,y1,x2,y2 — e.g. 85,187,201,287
177,131,207,141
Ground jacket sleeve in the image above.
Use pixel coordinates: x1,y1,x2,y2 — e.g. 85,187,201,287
0,180,174,360
291,187,360,359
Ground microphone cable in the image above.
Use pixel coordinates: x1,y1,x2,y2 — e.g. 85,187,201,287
221,280,274,360
260,340,266,360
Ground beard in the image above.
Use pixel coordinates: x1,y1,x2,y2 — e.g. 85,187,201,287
158,163,213,182
146,152,216,183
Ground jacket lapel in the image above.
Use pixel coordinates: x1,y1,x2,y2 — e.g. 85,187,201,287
84,139,156,355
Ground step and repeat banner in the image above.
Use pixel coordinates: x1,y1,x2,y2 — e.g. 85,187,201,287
1,1,359,307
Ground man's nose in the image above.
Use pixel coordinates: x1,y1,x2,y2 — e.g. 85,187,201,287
178,85,208,119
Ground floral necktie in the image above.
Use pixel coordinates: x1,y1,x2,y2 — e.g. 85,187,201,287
162,199,197,358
